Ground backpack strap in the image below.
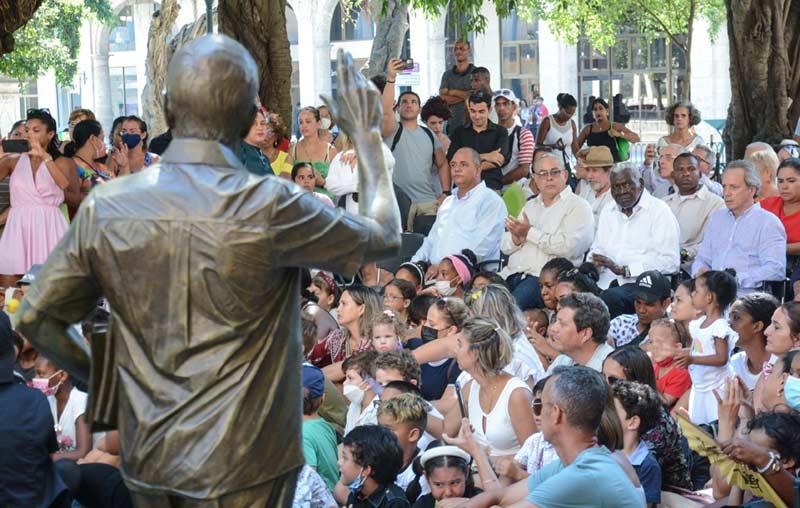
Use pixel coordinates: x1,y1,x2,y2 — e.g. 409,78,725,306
420,126,435,150
390,124,404,152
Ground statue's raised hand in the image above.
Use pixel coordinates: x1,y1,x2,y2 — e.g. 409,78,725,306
320,50,382,141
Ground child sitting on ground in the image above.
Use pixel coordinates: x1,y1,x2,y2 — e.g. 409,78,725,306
337,424,410,508
372,312,405,352
411,442,482,507
377,393,430,503
301,364,340,491
612,380,663,508
343,350,381,435
648,318,692,409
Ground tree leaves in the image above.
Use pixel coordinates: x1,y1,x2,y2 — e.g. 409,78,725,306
0,0,115,87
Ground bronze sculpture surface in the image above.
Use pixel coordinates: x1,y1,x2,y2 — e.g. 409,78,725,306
14,34,400,506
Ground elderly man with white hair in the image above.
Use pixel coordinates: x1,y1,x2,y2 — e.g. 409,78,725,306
693,159,786,294
500,152,594,309
589,163,681,318
745,142,780,199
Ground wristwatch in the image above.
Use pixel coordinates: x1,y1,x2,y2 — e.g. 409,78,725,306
755,451,782,476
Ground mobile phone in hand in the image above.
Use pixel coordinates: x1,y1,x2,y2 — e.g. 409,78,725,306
402,59,414,71
1,139,30,153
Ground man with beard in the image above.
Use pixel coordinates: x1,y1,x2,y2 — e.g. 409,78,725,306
577,146,615,231
589,163,680,318
663,153,724,272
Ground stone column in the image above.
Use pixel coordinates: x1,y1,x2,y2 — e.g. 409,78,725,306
472,2,501,90
132,0,154,115
409,9,445,99
92,40,114,134
690,18,730,122
537,19,577,112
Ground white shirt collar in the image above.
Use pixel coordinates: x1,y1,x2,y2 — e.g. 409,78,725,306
455,181,487,201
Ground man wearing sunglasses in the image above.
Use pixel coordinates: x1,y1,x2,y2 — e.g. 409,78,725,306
462,367,642,508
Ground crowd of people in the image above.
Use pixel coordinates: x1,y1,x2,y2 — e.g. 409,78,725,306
2,37,800,508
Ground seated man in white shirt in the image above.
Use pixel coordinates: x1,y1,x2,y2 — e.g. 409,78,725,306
577,146,615,230
663,152,725,272
547,292,614,373
589,163,680,318
412,147,506,279
500,152,594,310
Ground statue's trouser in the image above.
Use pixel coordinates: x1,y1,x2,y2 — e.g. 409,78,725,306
129,466,300,508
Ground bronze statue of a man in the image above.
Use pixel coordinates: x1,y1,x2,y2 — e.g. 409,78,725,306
15,35,400,506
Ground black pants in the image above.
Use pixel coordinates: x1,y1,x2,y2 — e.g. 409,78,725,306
55,459,133,508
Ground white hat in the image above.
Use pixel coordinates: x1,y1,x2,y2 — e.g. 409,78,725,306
420,445,472,467
493,88,519,105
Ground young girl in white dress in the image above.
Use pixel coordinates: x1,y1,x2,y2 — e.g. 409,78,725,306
675,270,738,425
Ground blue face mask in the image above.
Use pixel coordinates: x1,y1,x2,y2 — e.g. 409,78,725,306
121,133,142,149
785,375,800,411
347,467,366,494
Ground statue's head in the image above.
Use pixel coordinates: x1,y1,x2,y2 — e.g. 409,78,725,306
164,34,258,147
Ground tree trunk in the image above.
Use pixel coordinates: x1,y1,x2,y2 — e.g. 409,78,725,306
363,0,408,78
724,0,800,159
0,0,42,56
141,0,180,137
218,0,293,131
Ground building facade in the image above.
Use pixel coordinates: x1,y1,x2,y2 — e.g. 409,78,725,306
1,0,730,143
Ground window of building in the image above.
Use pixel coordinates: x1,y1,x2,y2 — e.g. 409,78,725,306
110,66,139,116
577,33,686,126
287,6,299,45
500,11,539,107
109,6,136,53
330,3,375,41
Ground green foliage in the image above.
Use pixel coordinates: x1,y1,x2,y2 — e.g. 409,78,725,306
0,0,115,87
519,0,725,53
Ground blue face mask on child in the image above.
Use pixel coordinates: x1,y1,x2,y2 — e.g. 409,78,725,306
784,375,800,411
347,468,366,494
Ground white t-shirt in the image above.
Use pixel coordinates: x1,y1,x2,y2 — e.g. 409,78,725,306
546,343,614,374
687,317,736,424
344,395,378,436
48,388,88,451
730,351,761,391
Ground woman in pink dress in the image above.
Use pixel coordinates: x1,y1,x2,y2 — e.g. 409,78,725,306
0,108,71,287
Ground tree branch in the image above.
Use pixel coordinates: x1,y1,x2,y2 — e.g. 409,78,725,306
638,0,689,52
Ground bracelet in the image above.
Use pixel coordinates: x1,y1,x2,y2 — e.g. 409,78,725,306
387,79,396,83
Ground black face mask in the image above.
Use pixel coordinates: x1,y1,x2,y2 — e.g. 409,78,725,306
14,362,35,382
421,325,439,343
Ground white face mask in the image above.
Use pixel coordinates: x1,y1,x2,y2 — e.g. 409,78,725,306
320,117,332,130
435,279,457,297
343,383,364,405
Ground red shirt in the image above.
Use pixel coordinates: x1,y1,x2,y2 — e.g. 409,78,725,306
277,137,291,153
654,358,692,404
761,196,800,243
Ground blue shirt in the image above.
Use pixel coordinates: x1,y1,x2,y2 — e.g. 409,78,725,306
411,181,506,264
629,439,662,504
525,446,642,507
692,203,786,291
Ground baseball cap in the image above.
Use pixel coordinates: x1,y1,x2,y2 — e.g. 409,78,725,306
493,88,518,105
16,264,42,286
302,363,325,399
633,271,671,303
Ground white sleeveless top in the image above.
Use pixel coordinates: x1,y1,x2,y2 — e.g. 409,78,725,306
467,376,531,457
543,114,576,161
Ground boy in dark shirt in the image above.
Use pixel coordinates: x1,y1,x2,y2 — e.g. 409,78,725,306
340,424,410,508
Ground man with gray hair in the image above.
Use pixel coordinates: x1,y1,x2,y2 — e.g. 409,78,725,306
15,36,401,505
692,144,723,197
412,146,506,278
500,152,594,309
463,366,642,507
693,159,786,293
745,141,781,199
589,163,680,317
